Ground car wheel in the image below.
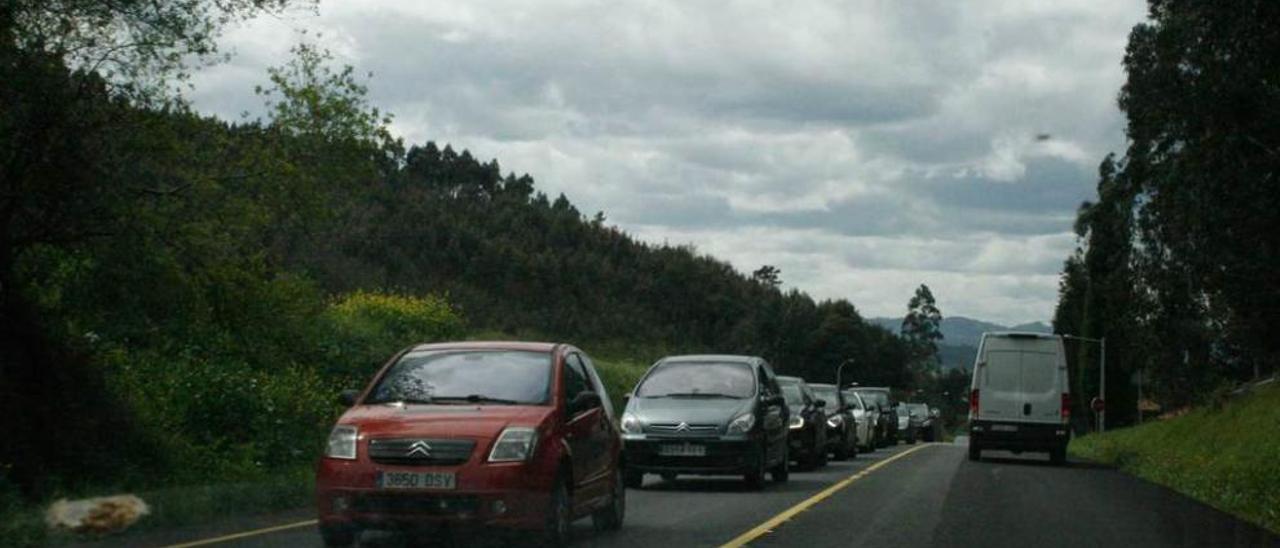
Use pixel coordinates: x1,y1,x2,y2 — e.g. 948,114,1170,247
623,468,643,489
543,474,572,546
745,443,768,490
967,441,981,461
1050,447,1067,466
833,439,849,461
770,445,790,483
319,525,355,548
593,467,626,531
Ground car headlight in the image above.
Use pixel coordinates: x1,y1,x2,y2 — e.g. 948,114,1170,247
621,413,642,434
489,427,538,462
727,413,755,434
325,425,358,460
826,415,844,428
789,415,805,430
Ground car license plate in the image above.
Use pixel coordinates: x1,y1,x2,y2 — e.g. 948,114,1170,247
377,471,456,490
992,424,1018,432
658,443,706,457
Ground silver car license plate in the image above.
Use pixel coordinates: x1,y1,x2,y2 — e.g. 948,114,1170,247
377,471,456,490
658,443,707,457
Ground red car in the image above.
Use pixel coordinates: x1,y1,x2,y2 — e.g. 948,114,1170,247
316,342,625,546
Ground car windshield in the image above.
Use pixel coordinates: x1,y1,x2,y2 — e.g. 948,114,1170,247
367,350,552,405
857,391,888,408
843,392,864,410
811,385,839,406
779,383,805,407
635,361,755,398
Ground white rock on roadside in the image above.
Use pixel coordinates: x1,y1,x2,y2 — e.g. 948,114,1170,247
45,494,150,535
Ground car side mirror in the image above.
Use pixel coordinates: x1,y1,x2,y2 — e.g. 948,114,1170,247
570,391,602,415
338,389,360,406
814,399,826,408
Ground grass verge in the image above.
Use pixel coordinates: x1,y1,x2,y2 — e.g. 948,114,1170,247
1,466,314,547
1069,381,1280,534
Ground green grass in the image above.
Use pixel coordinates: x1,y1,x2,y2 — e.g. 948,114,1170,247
0,466,315,547
1070,381,1280,534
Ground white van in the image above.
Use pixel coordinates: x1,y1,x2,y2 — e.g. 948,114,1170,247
967,332,1070,464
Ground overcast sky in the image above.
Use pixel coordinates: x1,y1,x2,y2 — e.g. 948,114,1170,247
190,0,1149,326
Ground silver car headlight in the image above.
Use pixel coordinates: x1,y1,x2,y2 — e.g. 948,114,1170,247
621,413,642,434
489,427,538,462
826,414,844,428
789,415,805,430
325,425,358,460
727,413,755,434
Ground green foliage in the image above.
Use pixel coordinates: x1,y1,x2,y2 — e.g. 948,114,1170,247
322,291,466,381
1070,382,1280,534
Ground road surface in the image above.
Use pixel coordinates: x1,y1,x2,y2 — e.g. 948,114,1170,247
88,440,1277,548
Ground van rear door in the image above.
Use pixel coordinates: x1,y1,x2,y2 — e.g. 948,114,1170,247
974,334,1065,424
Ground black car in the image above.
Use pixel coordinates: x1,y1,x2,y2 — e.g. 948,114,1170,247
777,376,827,469
853,387,897,447
621,355,790,489
809,383,857,460
905,403,936,442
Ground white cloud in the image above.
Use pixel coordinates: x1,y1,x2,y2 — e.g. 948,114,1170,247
187,0,1149,324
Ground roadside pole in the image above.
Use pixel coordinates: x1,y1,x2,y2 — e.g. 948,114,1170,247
1099,337,1106,433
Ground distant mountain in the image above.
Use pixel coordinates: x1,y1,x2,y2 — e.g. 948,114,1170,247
870,316,1053,371
869,315,1050,347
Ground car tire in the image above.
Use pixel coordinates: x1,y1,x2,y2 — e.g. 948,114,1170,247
771,445,790,483
1050,447,1067,466
592,468,626,532
319,525,355,548
967,441,981,461
623,468,643,489
543,474,572,546
833,441,849,461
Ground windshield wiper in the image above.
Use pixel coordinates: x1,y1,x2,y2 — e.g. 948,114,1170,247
432,394,522,405
653,392,741,399
366,397,435,405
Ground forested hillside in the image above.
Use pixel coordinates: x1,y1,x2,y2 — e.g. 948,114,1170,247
0,1,918,509
1054,0,1280,425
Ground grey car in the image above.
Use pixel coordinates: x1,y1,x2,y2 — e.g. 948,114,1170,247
620,355,791,490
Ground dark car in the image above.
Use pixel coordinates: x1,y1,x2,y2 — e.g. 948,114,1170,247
621,355,790,490
777,376,828,469
894,404,917,443
316,342,624,547
905,403,935,442
852,387,897,447
809,383,857,460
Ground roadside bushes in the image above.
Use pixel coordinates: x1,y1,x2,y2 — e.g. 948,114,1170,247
321,291,466,383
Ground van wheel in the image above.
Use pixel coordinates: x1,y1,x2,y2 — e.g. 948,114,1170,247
967,442,981,461
543,475,572,546
833,442,849,461
592,468,625,531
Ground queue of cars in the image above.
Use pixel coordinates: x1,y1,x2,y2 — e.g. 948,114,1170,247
314,343,939,546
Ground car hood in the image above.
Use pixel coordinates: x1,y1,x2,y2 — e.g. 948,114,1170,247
626,397,753,425
339,403,554,440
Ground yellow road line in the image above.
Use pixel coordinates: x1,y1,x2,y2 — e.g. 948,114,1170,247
160,519,318,548
720,443,935,547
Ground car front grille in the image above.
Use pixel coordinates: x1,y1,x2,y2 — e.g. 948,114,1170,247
644,423,721,436
368,438,476,465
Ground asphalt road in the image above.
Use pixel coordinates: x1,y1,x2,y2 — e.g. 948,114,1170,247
92,440,1277,548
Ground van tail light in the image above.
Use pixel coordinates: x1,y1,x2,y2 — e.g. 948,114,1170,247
969,389,980,415
1061,393,1071,423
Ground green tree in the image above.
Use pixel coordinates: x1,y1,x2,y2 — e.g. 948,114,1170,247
901,284,944,383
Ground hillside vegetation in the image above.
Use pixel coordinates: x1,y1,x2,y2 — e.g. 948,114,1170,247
1070,382,1280,534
